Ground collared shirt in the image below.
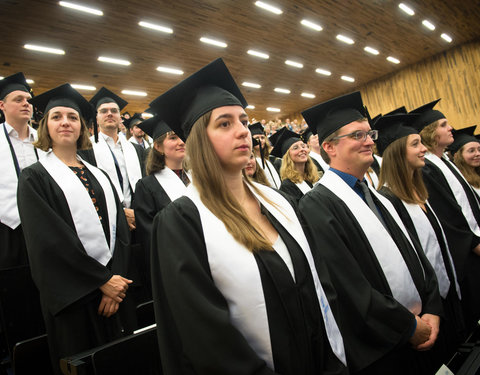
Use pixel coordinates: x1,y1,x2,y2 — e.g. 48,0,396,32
329,167,365,199
100,132,132,208
4,122,37,170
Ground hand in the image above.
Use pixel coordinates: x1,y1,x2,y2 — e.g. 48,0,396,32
473,244,480,256
98,294,119,317
100,275,132,302
124,208,136,231
415,314,440,351
409,315,432,348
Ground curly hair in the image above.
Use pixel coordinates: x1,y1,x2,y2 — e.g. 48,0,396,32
280,148,320,185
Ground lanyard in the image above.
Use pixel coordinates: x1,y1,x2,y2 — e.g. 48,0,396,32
2,123,39,177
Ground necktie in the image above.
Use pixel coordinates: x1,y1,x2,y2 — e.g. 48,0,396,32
356,180,386,227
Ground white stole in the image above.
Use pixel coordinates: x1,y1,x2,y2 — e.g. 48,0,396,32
402,201,460,298
186,181,346,368
365,170,379,189
0,124,44,229
425,153,480,236
296,180,312,195
256,157,281,189
309,151,330,172
40,151,116,266
153,167,188,201
321,170,423,315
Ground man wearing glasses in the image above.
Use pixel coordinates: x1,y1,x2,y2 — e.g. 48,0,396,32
299,92,442,375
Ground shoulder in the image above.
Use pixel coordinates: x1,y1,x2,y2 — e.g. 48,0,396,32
19,161,47,182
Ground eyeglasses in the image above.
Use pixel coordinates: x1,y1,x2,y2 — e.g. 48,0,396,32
332,129,378,142
98,107,119,115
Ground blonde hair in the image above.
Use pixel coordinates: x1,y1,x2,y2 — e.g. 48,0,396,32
378,136,428,204
280,150,319,184
34,110,91,151
187,112,276,252
454,146,480,188
419,120,442,152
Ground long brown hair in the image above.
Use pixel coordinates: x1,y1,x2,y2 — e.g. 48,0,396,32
280,151,320,184
34,110,91,151
187,111,277,252
146,134,168,175
378,136,428,204
454,146,480,188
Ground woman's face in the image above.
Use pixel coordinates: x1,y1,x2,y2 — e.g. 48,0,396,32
244,153,256,177
47,106,81,149
289,140,309,164
206,105,251,173
253,134,266,150
461,141,480,168
405,134,427,170
434,119,453,148
160,132,185,164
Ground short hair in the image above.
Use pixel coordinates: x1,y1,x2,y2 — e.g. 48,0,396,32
146,134,168,175
320,129,340,164
33,110,91,151
419,120,442,152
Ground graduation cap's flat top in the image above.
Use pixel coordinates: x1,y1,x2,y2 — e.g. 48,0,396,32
409,99,445,132
384,106,407,116
301,91,366,143
138,115,172,140
448,125,479,155
29,84,93,120
0,72,32,99
267,126,286,147
248,122,264,136
270,128,301,158
89,87,128,111
373,114,420,156
149,58,247,142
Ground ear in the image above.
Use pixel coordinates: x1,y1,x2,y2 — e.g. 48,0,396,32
153,141,163,153
0,100,5,112
322,141,336,158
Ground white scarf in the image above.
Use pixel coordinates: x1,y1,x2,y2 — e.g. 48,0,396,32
153,167,188,201
402,201,460,298
256,157,281,188
425,153,480,236
91,134,143,201
0,124,45,229
186,181,346,368
40,151,116,266
321,170,423,315
296,180,312,195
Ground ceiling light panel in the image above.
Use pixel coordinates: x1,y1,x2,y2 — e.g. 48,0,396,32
441,33,452,42
138,21,173,34
98,56,131,65
121,90,147,96
341,75,355,82
71,84,96,90
398,3,415,16
242,82,261,88
336,34,354,44
24,44,65,55
59,1,103,16
285,60,303,68
246,105,255,109
301,92,315,98
247,50,269,59
386,56,400,64
254,1,282,15
364,46,379,55
274,88,290,94
316,68,332,76
422,20,435,30
267,107,281,112
200,37,227,48
300,19,323,31
156,66,184,75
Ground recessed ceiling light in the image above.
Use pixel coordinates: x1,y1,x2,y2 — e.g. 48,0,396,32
422,20,435,31
138,21,173,34
26,79,34,84
121,90,147,96
142,113,154,118
387,56,400,64
59,1,103,16
71,84,96,91
364,46,379,55
242,82,261,88
285,60,303,68
254,1,282,15
398,3,415,16
274,88,290,94
441,33,452,43
98,56,131,66
341,75,355,82
300,19,323,31
246,105,255,109
247,49,269,59
24,44,65,55
199,37,227,48
267,107,281,112
316,68,331,76
156,66,184,75
336,34,354,45
301,92,315,98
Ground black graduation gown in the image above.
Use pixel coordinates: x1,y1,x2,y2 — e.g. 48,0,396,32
0,224,28,269
422,159,480,329
17,162,137,375
132,174,174,299
151,196,347,375
299,185,443,374
279,179,312,204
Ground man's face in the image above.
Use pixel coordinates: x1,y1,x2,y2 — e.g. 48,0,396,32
131,124,144,138
0,90,32,124
96,102,121,132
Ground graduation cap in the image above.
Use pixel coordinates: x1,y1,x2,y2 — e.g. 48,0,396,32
137,115,172,141
374,114,420,156
89,87,128,111
29,83,92,121
384,106,407,116
409,99,445,132
448,125,479,155
248,122,264,136
268,126,286,147
301,91,366,143
270,129,301,158
300,126,314,143
124,113,143,129
0,72,32,100
149,58,247,142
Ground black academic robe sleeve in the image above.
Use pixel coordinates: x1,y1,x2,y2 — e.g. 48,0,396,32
151,197,278,375
77,148,97,166
17,162,131,316
279,179,304,204
299,186,419,372
131,142,147,177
